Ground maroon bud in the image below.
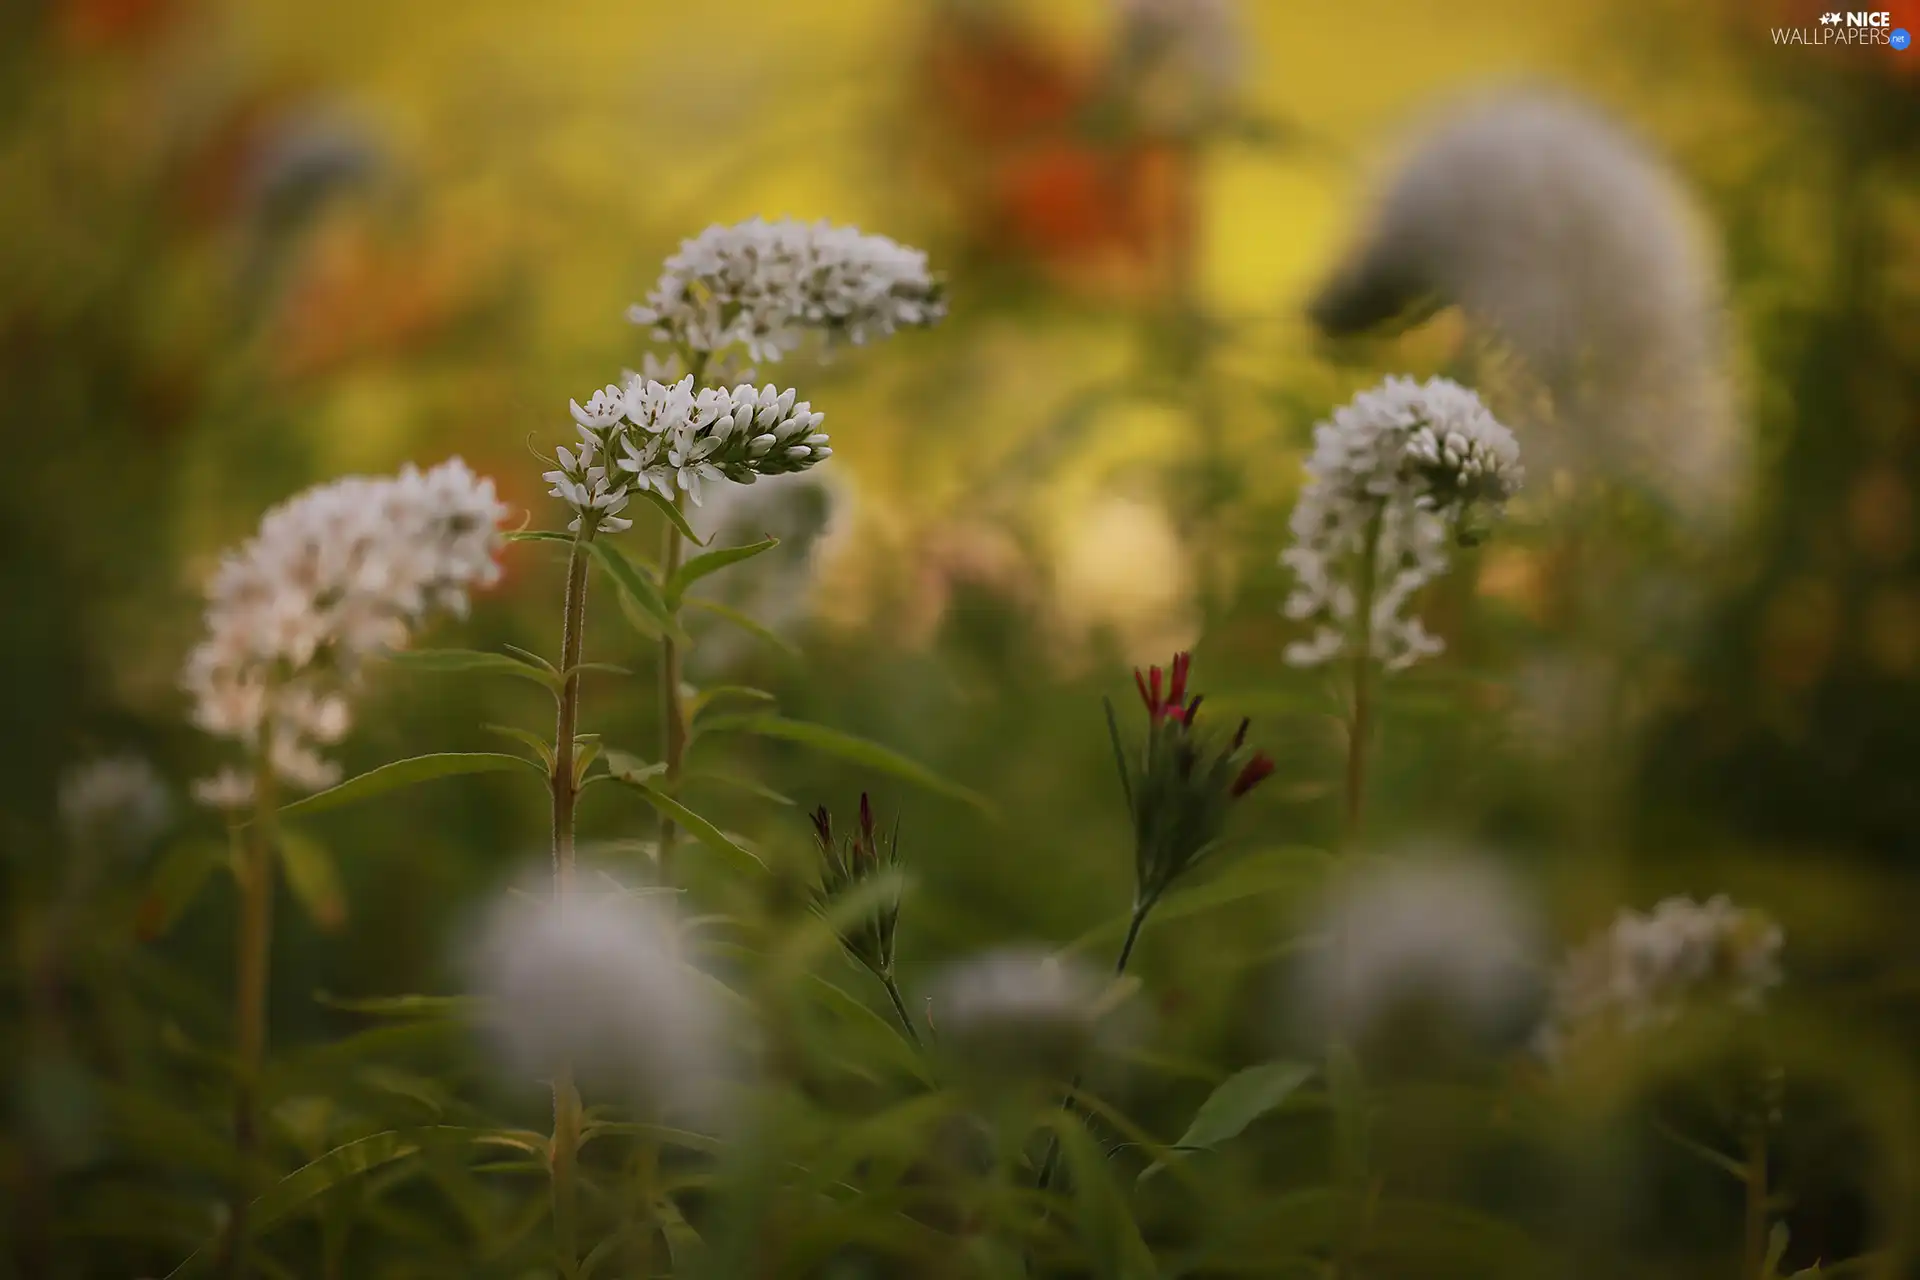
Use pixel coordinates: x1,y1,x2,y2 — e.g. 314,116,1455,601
1230,753,1275,798
1231,717,1250,750
810,804,832,847
1182,695,1203,726
1167,651,1191,708
1134,668,1152,712
859,791,875,840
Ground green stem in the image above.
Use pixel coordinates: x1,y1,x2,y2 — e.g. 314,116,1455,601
657,495,690,884
1745,1124,1769,1280
1033,898,1153,1194
223,753,278,1280
1330,508,1383,1280
1343,508,1384,848
549,527,594,1278
882,972,923,1047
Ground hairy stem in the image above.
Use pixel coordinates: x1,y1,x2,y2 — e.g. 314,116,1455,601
223,756,278,1280
549,527,593,1278
657,495,690,884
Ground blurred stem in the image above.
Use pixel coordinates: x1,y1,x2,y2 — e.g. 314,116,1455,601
657,493,689,885
1343,508,1384,849
632,1134,659,1279
882,972,923,1047
1033,897,1154,1195
549,526,594,1279
224,751,278,1280
1745,1125,1769,1280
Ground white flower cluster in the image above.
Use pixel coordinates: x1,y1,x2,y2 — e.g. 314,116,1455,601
546,374,828,526
59,756,172,858
1283,376,1522,670
1535,894,1783,1063
181,459,507,802
1296,856,1540,1045
468,879,726,1116
928,947,1120,1084
627,218,946,363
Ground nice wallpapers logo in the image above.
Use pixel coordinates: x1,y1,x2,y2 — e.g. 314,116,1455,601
1773,9,1913,47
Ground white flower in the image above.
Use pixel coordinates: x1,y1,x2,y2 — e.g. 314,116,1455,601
1535,894,1783,1063
1294,855,1540,1045
928,948,1122,1084
192,767,256,813
628,218,946,363
550,376,830,522
1309,88,1738,520
1282,376,1522,671
180,458,507,796
59,756,172,857
468,879,727,1116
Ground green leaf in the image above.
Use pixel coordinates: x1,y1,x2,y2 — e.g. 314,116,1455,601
606,769,764,875
714,716,991,811
601,750,666,785
482,724,554,772
278,753,541,819
502,530,576,546
683,596,799,657
563,661,631,680
686,769,795,807
1140,1061,1314,1183
314,992,482,1020
688,685,778,722
136,838,227,941
278,830,347,932
588,539,687,644
666,537,778,604
382,648,559,694
636,488,704,545
1052,1112,1157,1280
1066,847,1328,955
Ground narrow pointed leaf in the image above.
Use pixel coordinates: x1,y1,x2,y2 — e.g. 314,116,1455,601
137,838,227,941
683,597,799,657
1053,1113,1157,1280
278,753,541,819
278,831,347,932
588,540,687,644
382,648,559,693
313,992,483,1020
686,769,795,807
689,685,778,722
481,724,554,772
606,770,764,875
637,488,704,545
502,530,575,546
711,715,990,811
1140,1061,1314,1183
666,537,778,604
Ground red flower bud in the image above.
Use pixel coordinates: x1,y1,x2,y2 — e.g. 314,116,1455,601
1230,753,1275,798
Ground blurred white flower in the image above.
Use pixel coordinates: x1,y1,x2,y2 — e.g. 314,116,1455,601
1535,894,1783,1063
928,947,1120,1084
1310,88,1739,520
683,468,850,671
1282,376,1522,671
1052,494,1198,664
58,756,171,857
1112,0,1244,133
1295,855,1541,1045
628,218,946,364
181,458,507,801
191,767,256,814
468,879,727,1116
